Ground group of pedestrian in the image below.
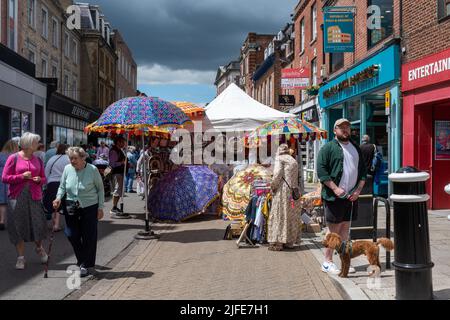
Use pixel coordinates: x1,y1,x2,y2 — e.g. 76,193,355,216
0,133,105,277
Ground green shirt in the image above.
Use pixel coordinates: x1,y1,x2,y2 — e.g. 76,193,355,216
57,163,105,209
316,139,367,202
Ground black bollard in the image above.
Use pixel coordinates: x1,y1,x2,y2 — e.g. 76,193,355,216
389,167,434,300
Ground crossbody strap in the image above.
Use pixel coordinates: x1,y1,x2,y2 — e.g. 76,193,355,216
49,155,64,176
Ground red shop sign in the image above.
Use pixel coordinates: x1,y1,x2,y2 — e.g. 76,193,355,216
282,68,310,79
402,47,450,92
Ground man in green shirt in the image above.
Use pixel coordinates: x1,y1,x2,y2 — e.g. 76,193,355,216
316,119,367,275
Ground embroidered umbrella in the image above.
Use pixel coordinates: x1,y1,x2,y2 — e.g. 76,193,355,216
85,96,190,134
246,118,328,148
172,101,205,119
84,96,191,239
222,165,272,221
148,166,219,222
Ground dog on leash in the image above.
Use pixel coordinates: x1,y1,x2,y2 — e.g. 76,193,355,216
322,232,394,278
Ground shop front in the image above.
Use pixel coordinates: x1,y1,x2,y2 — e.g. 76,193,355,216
402,47,450,209
290,97,321,182
318,44,402,195
0,44,47,148
46,92,100,147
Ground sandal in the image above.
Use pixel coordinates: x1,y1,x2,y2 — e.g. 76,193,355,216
268,244,283,251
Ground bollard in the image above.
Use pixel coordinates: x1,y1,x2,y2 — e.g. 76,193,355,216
389,167,434,300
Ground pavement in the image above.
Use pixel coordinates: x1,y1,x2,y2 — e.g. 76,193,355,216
1,182,449,300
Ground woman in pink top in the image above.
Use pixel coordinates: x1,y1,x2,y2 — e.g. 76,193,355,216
1,132,48,270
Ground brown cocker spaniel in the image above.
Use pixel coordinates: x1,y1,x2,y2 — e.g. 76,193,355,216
322,232,394,278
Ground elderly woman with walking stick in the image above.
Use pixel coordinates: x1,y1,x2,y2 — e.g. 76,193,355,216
53,147,105,277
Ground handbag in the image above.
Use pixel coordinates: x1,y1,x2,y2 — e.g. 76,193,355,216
283,177,301,201
65,199,81,216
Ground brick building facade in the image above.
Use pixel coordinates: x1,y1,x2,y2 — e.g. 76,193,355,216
239,33,274,96
113,29,137,100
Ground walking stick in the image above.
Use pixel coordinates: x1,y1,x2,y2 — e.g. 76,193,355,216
44,210,57,279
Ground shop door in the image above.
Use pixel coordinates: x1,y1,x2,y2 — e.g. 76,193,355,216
432,103,450,209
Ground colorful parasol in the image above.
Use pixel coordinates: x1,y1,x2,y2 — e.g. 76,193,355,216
222,165,272,221
148,166,219,222
246,118,328,148
85,96,190,135
172,101,205,119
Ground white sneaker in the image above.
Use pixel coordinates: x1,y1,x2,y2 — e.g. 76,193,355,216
36,247,48,264
321,261,340,275
15,256,25,270
349,266,356,274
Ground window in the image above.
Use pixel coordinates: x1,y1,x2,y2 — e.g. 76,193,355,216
72,78,77,100
41,7,48,39
52,18,59,48
64,74,69,96
311,58,317,86
300,18,305,53
28,49,35,64
330,52,344,74
71,40,77,64
118,50,121,73
100,51,104,72
51,64,57,78
8,0,17,51
367,0,393,48
27,0,36,28
41,58,47,77
438,0,450,20
311,3,317,42
64,32,70,57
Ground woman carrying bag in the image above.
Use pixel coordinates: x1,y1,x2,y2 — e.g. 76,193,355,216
53,147,105,277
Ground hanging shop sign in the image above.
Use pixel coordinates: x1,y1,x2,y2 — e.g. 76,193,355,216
278,95,296,107
281,68,310,89
323,64,379,99
324,8,355,53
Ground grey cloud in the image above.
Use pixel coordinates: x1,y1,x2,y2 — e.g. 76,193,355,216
88,0,298,71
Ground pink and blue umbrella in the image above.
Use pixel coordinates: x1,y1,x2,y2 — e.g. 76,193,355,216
85,96,191,133
148,166,219,222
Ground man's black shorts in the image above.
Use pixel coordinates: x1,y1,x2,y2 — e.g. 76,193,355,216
323,198,359,224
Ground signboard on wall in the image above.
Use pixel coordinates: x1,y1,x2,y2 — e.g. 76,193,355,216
278,95,296,107
435,120,450,160
324,8,355,53
281,68,310,89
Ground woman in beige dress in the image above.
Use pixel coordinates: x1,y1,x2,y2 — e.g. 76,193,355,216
268,144,301,251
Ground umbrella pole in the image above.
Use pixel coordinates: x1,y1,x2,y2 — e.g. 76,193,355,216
120,134,129,213
135,133,159,240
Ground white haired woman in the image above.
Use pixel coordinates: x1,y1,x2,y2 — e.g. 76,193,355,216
53,147,105,277
1,133,48,269
267,144,302,251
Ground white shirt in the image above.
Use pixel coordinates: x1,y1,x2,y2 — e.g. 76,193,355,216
338,141,359,194
45,155,71,183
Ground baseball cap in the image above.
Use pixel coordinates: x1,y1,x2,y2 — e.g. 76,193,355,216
334,118,351,128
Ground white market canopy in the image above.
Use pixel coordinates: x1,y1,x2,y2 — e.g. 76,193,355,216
204,83,295,132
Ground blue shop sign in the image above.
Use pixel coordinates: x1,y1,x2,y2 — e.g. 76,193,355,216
319,44,400,109
324,10,355,53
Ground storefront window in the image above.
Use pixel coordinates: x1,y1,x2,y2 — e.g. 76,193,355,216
367,0,393,48
11,110,21,138
21,113,30,134
347,99,361,122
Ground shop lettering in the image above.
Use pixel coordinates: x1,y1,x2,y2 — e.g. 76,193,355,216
72,106,90,119
323,65,379,99
66,5,81,30
408,57,450,82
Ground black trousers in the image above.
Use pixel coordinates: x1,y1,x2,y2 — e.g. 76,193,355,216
64,204,98,268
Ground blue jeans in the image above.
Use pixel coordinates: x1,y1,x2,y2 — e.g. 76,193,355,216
125,172,135,192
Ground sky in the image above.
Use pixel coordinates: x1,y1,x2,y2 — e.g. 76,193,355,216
92,0,299,104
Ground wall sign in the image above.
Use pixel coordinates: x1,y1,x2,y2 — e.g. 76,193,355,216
324,8,355,53
435,121,450,160
323,64,379,98
281,68,310,89
278,95,296,107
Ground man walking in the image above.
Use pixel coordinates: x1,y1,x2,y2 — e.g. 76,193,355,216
317,119,367,275
360,135,377,176
109,136,129,218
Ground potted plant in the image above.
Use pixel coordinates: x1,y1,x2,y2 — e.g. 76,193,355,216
306,85,320,96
